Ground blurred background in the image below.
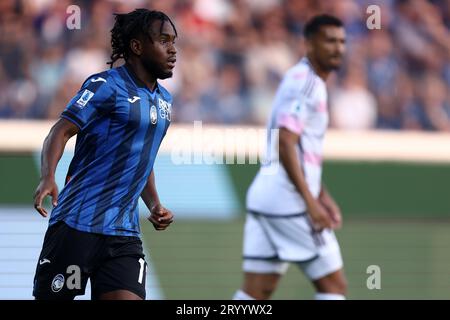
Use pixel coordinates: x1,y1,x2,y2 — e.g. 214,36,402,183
1,0,450,299
1,0,450,128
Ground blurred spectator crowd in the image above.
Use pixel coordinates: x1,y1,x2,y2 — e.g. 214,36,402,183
0,0,449,131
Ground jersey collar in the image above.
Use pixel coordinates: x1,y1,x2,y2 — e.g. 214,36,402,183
123,64,161,94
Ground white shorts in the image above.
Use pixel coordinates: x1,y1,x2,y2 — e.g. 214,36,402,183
242,211,343,280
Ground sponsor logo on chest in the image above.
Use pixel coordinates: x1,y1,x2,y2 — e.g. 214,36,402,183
158,98,171,121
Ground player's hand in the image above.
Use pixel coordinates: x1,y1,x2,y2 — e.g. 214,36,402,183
321,200,342,230
148,204,174,231
33,177,59,218
307,199,334,231
319,192,343,229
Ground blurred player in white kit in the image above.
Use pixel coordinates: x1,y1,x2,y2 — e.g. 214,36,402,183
234,14,348,300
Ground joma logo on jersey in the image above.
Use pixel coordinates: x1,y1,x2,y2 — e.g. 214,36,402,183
158,98,171,121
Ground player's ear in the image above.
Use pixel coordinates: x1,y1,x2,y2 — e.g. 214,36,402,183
130,38,142,56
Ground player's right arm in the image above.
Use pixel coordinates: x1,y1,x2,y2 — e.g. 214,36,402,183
276,73,334,230
278,128,333,230
33,73,115,217
34,119,79,217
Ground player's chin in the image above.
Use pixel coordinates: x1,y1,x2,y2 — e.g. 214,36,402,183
158,69,173,80
327,58,342,70
327,62,341,71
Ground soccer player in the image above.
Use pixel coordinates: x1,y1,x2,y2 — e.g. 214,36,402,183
233,15,347,300
32,9,177,300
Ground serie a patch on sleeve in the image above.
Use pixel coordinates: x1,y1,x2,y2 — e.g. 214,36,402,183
76,89,95,108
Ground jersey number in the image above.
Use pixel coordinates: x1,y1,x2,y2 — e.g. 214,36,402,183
138,258,145,284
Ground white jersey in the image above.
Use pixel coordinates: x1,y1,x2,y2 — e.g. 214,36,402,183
247,57,329,215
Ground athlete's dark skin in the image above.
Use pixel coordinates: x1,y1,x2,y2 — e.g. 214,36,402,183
34,20,177,300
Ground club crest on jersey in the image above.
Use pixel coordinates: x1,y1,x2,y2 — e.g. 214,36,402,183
158,98,171,121
76,89,94,108
150,105,158,124
51,274,65,292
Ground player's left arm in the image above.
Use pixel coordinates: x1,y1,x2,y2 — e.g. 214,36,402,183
141,170,174,231
319,185,342,229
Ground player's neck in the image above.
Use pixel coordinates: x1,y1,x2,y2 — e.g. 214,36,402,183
306,55,330,81
126,61,158,92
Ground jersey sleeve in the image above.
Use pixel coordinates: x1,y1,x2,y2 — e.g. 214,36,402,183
276,72,314,136
61,73,116,130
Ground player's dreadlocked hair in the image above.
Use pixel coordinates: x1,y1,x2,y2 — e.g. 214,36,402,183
108,8,177,68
